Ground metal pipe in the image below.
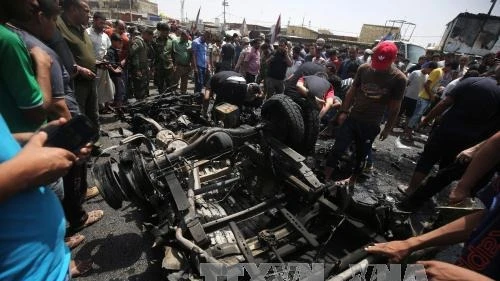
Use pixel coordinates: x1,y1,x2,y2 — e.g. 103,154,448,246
194,177,240,196
202,195,284,231
187,166,200,213
175,228,220,264
135,113,164,132
327,255,380,281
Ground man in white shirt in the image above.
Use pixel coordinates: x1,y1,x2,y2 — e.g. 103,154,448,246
86,12,113,105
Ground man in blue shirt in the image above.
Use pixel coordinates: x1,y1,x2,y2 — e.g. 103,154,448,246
0,116,76,281
191,31,212,93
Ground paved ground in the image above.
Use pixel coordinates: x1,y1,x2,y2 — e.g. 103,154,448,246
73,86,462,280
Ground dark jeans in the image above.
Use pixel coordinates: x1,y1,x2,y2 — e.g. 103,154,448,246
75,78,99,128
194,66,207,93
111,75,125,103
326,117,380,174
400,96,417,118
62,163,88,228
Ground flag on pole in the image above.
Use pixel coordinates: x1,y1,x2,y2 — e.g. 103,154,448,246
240,18,248,36
270,14,281,44
191,7,201,34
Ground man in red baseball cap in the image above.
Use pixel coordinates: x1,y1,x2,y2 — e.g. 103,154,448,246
324,41,407,185
371,41,398,71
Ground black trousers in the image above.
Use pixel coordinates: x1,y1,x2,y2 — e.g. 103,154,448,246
62,163,88,228
326,117,380,174
400,161,494,211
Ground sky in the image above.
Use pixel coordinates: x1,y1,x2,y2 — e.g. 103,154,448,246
155,0,500,47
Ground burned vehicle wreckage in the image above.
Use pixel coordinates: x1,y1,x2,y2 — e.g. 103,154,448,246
93,92,413,280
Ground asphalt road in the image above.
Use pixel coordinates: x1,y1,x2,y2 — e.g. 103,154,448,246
73,87,462,281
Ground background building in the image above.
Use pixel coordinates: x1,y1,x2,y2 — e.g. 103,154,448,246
358,24,401,44
89,0,159,23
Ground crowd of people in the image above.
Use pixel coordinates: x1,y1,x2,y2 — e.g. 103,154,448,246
1,0,500,280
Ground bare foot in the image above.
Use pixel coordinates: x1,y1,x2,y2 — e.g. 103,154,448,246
65,233,85,250
70,259,92,277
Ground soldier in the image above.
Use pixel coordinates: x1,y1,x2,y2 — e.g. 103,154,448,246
153,22,175,94
129,28,154,99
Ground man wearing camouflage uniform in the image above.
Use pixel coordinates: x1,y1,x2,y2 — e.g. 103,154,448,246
153,22,175,94
129,28,153,99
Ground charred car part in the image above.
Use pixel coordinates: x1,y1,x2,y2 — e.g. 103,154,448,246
122,91,261,139
94,95,412,279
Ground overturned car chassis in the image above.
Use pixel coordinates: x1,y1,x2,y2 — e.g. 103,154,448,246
94,95,411,280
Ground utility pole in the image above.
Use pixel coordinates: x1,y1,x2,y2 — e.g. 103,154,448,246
473,0,498,47
180,0,185,23
488,0,498,15
129,0,132,22
222,0,228,29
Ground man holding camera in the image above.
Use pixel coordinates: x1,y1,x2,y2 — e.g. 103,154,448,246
265,38,293,98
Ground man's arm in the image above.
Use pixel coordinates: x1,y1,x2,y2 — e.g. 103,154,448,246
366,210,484,262
30,47,52,110
48,98,71,120
1,34,48,127
420,95,454,126
340,84,356,112
408,210,484,250
234,50,245,72
284,50,292,67
191,41,198,73
379,98,402,140
0,129,76,203
423,79,434,101
417,260,494,281
319,97,338,119
295,77,308,97
450,131,500,204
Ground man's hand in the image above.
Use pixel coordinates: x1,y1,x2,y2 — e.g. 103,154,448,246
77,66,96,80
417,260,494,281
30,46,52,69
15,131,77,187
365,240,413,263
418,116,429,130
379,127,391,141
449,185,469,205
75,143,93,165
456,146,479,164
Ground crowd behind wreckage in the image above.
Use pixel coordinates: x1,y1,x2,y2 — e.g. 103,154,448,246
0,0,500,280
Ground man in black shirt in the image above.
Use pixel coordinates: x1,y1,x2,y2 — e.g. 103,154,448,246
203,71,262,115
219,35,235,72
284,62,326,99
403,64,500,196
265,38,292,97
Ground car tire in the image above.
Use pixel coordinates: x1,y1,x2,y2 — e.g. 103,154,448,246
261,94,305,151
299,102,320,155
